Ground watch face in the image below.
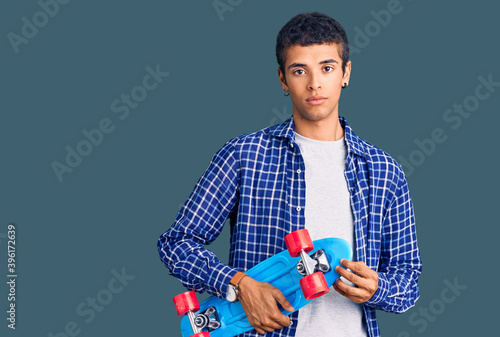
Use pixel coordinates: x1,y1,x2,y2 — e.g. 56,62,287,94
226,286,237,302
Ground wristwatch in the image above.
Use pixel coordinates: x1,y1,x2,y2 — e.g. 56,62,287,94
226,272,247,303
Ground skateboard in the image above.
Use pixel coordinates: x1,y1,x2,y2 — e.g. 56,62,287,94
172,229,352,337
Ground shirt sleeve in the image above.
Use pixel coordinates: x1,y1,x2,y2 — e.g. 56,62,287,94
365,169,422,313
157,139,240,299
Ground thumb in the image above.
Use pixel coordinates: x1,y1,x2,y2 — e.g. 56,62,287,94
273,288,295,313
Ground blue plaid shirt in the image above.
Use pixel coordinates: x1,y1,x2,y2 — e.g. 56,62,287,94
158,116,422,337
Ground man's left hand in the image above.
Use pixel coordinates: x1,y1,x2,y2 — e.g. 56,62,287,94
333,259,378,303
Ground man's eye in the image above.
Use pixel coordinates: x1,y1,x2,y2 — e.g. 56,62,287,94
293,69,304,75
324,66,333,72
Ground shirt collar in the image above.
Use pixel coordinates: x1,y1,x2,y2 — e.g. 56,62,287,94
340,116,366,158
268,115,366,158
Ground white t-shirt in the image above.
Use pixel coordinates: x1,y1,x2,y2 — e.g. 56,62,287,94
293,131,368,337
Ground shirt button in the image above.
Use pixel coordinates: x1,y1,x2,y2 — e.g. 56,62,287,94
296,206,301,211
290,143,294,148
297,169,301,174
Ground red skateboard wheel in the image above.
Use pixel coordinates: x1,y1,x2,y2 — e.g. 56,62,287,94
173,291,200,316
285,229,314,257
191,332,210,337
300,272,329,300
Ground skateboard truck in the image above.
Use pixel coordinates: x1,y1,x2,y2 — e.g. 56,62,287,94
173,291,217,337
193,307,220,331
285,229,330,300
296,249,331,276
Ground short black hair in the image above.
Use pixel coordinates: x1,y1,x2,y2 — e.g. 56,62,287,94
275,12,350,81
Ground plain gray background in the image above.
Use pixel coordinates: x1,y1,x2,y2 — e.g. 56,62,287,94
1,0,498,336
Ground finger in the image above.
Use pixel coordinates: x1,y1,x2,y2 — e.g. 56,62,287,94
340,260,372,277
334,279,371,303
335,264,364,286
333,279,363,303
249,313,283,333
334,278,356,295
340,259,363,273
334,279,364,300
264,293,291,327
254,326,265,335
273,288,295,313
260,318,286,332
249,292,291,332
271,314,292,329
333,279,348,297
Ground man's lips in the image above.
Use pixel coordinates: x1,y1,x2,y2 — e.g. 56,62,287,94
306,96,327,104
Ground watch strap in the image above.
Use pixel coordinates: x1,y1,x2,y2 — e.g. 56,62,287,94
230,271,247,286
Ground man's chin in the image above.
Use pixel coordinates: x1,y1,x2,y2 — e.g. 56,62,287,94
294,110,337,123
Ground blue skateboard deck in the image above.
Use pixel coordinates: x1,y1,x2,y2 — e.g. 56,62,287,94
180,237,352,337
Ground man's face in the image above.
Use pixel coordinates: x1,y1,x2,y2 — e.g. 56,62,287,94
278,43,351,124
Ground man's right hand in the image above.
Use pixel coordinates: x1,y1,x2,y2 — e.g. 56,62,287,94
237,276,295,334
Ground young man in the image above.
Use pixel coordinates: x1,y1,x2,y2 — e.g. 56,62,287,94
158,12,421,337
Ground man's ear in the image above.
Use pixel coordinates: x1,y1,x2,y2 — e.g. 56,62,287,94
343,60,352,86
278,67,288,89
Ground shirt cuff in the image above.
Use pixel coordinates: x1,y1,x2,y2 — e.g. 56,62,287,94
365,272,390,306
205,264,239,300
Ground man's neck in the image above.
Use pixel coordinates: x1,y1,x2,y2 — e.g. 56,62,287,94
293,114,344,141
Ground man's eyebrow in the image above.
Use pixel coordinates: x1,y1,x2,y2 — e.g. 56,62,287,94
287,59,338,70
